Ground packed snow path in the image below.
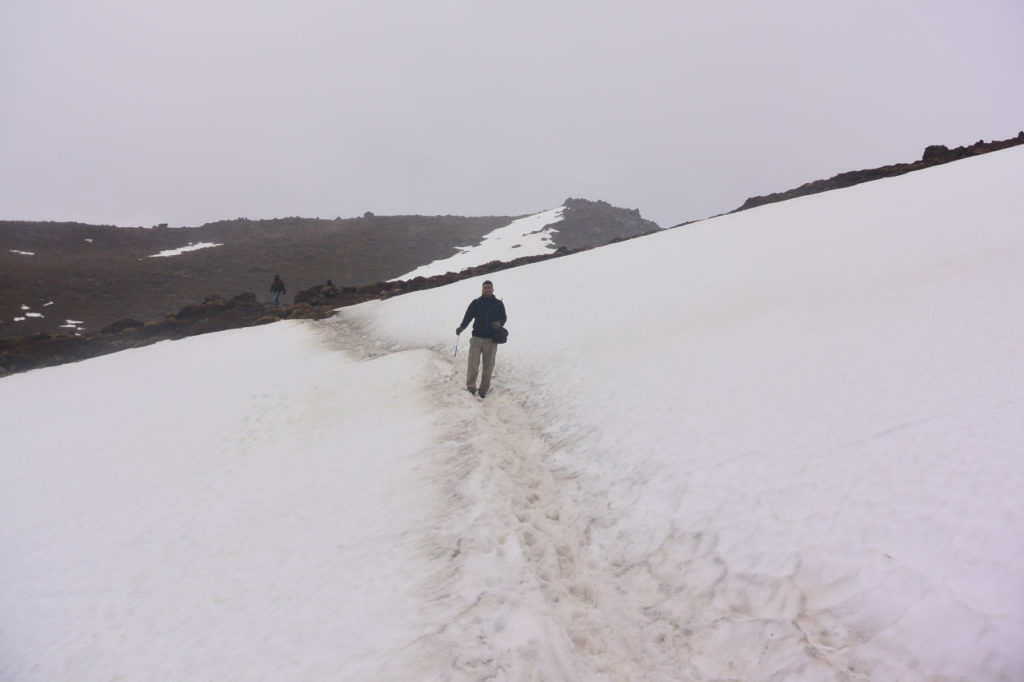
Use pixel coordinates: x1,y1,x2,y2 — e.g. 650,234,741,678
322,318,650,679
320,311,1023,681
320,319,773,680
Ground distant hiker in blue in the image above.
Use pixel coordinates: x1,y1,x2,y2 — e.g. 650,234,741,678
270,275,286,305
456,280,507,398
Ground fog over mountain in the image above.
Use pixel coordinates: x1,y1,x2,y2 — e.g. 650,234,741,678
2,2,1022,228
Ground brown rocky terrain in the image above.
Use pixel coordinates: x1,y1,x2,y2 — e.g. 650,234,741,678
0,213,510,341
1,198,657,342
1,199,658,375
0,245,585,376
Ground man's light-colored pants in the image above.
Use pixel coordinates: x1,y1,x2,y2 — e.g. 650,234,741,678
467,336,498,394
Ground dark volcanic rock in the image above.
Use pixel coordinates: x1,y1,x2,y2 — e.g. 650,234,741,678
293,283,342,306
922,144,951,162
2,231,620,376
0,201,659,341
99,318,144,334
0,214,514,341
0,294,296,374
551,198,661,251
732,133,1024,214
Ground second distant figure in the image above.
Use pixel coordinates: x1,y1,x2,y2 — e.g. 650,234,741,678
456,280,507,398
270,275,286,305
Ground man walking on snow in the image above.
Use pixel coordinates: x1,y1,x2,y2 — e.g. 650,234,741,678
456,280,506,398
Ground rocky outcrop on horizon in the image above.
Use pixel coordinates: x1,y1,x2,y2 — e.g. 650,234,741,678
552,198,660,250
731,132,1024,214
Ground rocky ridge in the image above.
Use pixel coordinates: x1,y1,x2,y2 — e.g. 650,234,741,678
730,132,1024,214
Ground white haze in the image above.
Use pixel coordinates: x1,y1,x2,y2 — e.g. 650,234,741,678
1,1,1022,228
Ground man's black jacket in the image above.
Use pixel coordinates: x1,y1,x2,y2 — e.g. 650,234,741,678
460,296,507,339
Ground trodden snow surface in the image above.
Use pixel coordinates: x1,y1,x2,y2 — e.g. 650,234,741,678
2,148,1023,681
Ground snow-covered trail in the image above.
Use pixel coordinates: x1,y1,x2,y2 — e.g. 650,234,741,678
318,317,939,682
318,318,936,682
320,318,652,680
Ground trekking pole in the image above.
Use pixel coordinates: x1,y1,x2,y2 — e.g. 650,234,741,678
448,334,461,383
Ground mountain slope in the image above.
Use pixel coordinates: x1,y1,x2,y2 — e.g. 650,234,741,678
727,132,1024,216
336,145,1024,679
2,147,1022,680
0,199,657,340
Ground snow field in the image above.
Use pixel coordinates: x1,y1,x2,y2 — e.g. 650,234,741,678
148,241,224,257
1,324,451,680
1,147,1023,680
337,147,1024,680
396,206,566,280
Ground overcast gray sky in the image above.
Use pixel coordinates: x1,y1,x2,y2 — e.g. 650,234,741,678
2,1,1022,228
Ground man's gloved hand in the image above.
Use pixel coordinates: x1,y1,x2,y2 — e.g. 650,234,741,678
456,326,464,335
491,321,503,329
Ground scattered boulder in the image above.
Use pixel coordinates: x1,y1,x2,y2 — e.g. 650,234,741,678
293,283,342,306
922,144,951,162
286,303,315,319
99,318,144,334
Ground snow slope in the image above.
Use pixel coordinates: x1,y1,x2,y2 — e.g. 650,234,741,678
2,148,1023,681
147,241,224,257
395,206,565,280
